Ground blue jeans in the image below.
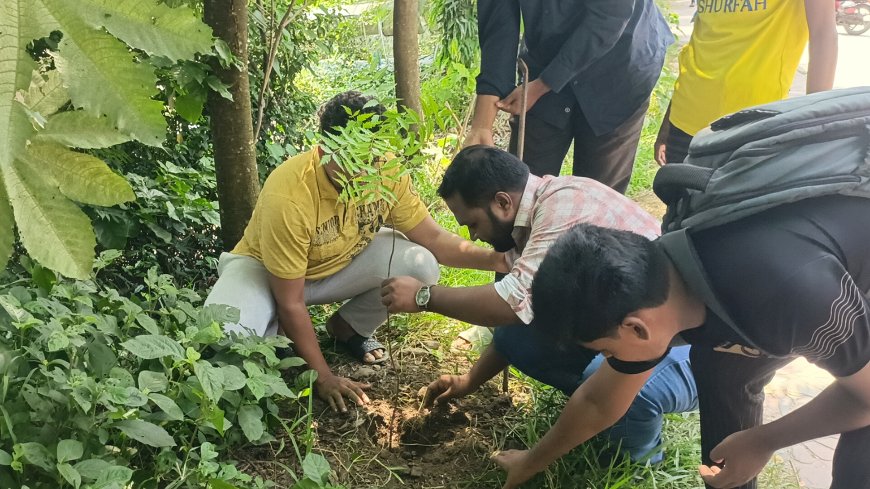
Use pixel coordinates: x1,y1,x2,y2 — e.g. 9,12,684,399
493,324,698,463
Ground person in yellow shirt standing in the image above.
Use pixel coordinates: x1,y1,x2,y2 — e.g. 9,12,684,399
656,0,838,164
206,91,507,412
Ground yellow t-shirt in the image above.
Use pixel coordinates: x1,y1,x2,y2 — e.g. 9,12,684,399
232,148,430,280
670,0,809,135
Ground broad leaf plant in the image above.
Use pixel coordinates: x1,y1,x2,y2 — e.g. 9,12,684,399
0,0,214,279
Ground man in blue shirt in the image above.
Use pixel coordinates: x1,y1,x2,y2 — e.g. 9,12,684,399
464,0,674,194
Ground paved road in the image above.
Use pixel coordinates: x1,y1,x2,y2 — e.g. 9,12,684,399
666,2,869,487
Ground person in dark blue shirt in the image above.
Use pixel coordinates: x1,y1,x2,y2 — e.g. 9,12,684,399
463,0,674,194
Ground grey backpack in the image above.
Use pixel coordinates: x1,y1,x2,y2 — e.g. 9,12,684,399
653,87,870,350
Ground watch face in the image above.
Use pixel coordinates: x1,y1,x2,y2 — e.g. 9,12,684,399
415,286,431,307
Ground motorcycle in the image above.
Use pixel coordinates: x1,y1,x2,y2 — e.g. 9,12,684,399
837,0,870,36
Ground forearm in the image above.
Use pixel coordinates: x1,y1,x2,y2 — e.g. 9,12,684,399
525,387,627,472
276,305,332,377
428,284,520,326
805,0,838,93
429,230,504,271
465,344,511,390
470,95,501,131
655,103,672,144
753,381,870,450
806,33,837,93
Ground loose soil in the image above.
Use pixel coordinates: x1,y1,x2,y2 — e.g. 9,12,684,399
231,192,668,487
235,335,527,488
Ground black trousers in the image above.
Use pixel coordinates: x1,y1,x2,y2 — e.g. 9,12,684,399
508,99,649,194
690,347,870,489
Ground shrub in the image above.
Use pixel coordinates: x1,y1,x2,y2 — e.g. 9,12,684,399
0,256,317,489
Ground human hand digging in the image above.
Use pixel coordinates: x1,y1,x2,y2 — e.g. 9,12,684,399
316,373,371,413
492,449,539,489
422,374,475,409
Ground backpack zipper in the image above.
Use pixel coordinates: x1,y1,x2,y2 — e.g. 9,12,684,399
693,109,870,157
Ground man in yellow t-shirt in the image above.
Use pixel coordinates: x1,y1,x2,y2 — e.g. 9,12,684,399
206,92,507,412
655,0,837,165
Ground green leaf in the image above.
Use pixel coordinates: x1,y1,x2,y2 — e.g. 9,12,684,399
23,70,69,117
213,39,233,66
203,404,226,435
56,439,83,463
0,5,39,175
278,356,307,369
219,365,246,391
87,340,117,377
138,371,168,392
51,22,166,146
197,303,240,327
14,442,53,471
75,0,213,62
194,360,224,403
209,479,240,489
57,462,82,488
0,178,13,270
121,334,185,360
46,329,69,351
149,393,184,421
135,313,159,335
74,459,111,480
113,419,176,447
0,449,11,465
94,465,134,486
237,404,264,443
302,453,331,484
174,92,204,123
245,375,267,401
4,158,95,279
35,111,132,149
24,141,135,206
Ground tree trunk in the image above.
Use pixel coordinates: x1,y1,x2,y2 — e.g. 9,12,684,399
393,0,422,117
204,0,261,250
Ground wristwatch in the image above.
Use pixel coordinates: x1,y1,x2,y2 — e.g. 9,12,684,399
415,285,432,311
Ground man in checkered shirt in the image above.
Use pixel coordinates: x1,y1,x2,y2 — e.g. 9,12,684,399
381,145,698,463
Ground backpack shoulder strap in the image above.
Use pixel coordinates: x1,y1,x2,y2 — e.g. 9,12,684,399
657,229,770,354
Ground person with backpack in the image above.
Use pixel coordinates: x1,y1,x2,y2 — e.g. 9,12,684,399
379,145,698,467
654,0,838,165
494,90,870,489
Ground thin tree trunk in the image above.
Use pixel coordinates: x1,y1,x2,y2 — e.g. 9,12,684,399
204,0,261,250
393,0,422,117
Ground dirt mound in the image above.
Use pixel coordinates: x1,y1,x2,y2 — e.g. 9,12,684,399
313,342,520,487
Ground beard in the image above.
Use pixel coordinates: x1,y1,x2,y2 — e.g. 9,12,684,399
485,208,516,252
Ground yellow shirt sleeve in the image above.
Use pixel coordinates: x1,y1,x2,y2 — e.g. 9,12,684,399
258,193,311,279
388,175,430,233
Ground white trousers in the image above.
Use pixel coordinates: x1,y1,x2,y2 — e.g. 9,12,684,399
205,229,440,338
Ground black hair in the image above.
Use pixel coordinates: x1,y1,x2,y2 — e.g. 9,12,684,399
318,91,386,135
437,145,530,207
531,224,671,344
